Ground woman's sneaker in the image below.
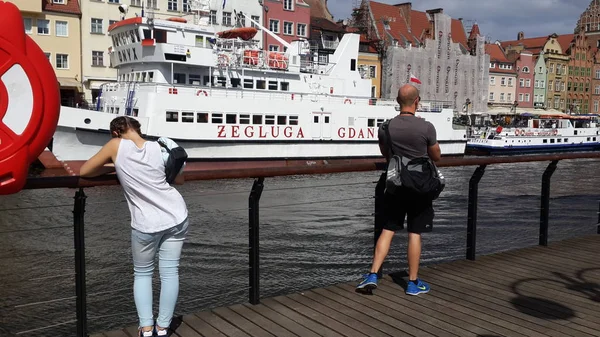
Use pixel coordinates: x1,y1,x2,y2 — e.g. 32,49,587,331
405,279,430,295
155,326,168,336
138,328,153,337
356,273,378,292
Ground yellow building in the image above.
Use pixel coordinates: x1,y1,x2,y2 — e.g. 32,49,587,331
357,36,382,98
542,33,572,111
6,0,82,107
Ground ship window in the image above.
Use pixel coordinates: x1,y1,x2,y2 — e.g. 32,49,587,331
280,82,289,91
243,79,253,89
155,29,167,43
217,76,227,87
256,80,266,89
142,72,147,82
588,137,591,141
134,29,140,42
240,114,250,124
195,35,204,48
277,116,287,125
148,72,154,82
350,59,357,71
594,137,597,141
289,116,298,125
253,115,262,124
543,139,547,143
564,138,568,142
115,107,120,114
197,112,208,123
135,72,141,82
226,114,237,124
314,116,319,123
231,78,241,88
211,113,223,123
132,108,139,117
376,118,385,127
182,111,194,123
557,138,561,143
118,51,123,62
265,115,275,125
189,74,201,85
174,73,186,84
550,139,555,143
268,81,278,90
166,111,178,122
368,118,375,127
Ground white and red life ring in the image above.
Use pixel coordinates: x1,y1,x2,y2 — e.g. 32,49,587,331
344,98,352,104
196,89,208,97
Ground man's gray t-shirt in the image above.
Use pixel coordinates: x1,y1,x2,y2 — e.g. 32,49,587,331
378,115,437,160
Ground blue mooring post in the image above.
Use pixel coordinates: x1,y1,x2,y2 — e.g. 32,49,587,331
540,160,559,246
249,177,264,305
73,188,88,337
374,173,386,279
467,165,486,261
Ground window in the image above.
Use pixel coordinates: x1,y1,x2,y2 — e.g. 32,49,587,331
489,62,495,68
595,86,600,95
519,78,524,87
283,22,293,35
596,69,600,79
540,80,545,88
147,0,157,8
508,78,513,87
166,111,178,122
222,12,232,26
197,113,208,123
525,94,530,102
92,51,104,66
534,94,538,102
53,0,65,3
174,73,186,84
253,115,262,124
277,116,287,125
525,79,530,87
238,15,246,27
501,77,506,86
289,116,299,125
168,0,177,11
490,77,495,85
251,16,260,28
283,0,293,10
269,19,279,33
489,92,494,100
226,114,237,124
268,81,278,90
55,21,68,37
595,101,599,112
131,0,142,5
507,93,512,102
56,54,68,69
23,18,32,34
500,93,505,102
297,23,307,37
91,18,103,34
549,63,554,73
109,19,118,27
265,115,275,125
522,66,529,73
108,0,120,3
240,114,250,124
209,10,217,24
535,80,539,88
256,80,266,89
182,112,194,123
211,113,223,123
369,65,376,78
243,79,253,89
183,0,190,12
44,52,51,64
519,93,524,102
281,82,289,91
37,19,50,35
268,45,279,52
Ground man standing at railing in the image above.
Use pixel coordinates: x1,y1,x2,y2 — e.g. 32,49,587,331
357,84,441,296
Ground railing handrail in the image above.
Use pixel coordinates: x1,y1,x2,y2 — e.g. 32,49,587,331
24,151,600,190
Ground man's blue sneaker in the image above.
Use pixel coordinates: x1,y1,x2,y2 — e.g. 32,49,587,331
356,273,378,292
406,279,430,295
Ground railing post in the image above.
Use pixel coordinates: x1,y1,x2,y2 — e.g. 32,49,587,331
467,165,486,261
540,160,559,246
73,188,88,337
249,177,265,305
374,173,386,279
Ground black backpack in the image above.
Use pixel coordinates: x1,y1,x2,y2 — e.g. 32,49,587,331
382,119,445,200
157,138,188,184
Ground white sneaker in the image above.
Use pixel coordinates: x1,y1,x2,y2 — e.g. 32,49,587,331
138,328,153,337
155,326,168,336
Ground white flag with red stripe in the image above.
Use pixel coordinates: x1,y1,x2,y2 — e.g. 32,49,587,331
409,73,422,84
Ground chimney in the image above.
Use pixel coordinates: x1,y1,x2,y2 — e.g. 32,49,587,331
426,8,444,15
517,31,524,40
394,2,412,29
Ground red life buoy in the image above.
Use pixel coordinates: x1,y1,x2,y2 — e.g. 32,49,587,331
553,129,558,136
0,2,60,195
344,98,352,104
196,90,208,97
514,129,520,136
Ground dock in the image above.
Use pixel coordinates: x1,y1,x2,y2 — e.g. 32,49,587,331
93,235,600,337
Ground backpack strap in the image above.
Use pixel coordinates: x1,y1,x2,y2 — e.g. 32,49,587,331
382,119,395,157
157,139,172,153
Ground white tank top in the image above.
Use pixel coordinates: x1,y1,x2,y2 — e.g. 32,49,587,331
115,139,188,233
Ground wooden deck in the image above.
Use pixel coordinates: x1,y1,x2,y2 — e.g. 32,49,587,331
94,235,600,337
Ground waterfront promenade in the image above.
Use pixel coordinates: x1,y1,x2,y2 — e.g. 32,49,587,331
93,235,600,337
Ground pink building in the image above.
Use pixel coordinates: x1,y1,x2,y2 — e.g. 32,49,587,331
263,0,311,52
513,51,535,108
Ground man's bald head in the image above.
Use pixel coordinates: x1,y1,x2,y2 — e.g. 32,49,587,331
396,84,420,110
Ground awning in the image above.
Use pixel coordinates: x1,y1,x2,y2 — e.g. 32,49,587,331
88,80,115,90
58,77,82,89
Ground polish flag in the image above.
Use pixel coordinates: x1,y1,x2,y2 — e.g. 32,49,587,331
410,74,422,84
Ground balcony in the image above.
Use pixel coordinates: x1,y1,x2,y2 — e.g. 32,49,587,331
321,39,339,50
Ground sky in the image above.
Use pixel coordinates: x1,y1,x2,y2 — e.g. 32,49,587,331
327,0,593,42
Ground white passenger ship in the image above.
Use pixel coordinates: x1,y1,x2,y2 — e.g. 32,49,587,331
52,1,467,162
467,114,600,155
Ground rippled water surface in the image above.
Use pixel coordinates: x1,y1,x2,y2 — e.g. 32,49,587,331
0,159,599,336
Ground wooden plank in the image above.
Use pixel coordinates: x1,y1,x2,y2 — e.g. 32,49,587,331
102,330,130,337
260,298,346,337
228,303,299,337
123,326,140,337
272,295,367,337
335,283,495,337
182,314,227,337
211,306,275,337
288,291,406,337
195,311,252,337
172,322,203,337
242,303,322,337
419,269,597,337
312,286,449,337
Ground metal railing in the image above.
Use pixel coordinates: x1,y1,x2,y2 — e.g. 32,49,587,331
17,151,600,336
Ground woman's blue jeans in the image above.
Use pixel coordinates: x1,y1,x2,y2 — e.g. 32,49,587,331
131,219,188,328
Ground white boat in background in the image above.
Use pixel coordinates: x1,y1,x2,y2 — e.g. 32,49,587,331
51,0,467,163
467,113,600,155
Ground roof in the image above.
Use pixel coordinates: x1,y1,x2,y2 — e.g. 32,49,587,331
500,33,575,54
311,17,345,33
557,34,575,52
486,43,509,62
469,23,480,40
303,0,333,21
368,1,469,49
42,0,81,15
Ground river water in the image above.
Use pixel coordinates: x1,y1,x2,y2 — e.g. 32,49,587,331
1,159,599,336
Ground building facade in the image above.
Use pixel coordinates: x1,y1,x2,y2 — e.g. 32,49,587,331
514,51,535,108
566,32,593,114
593,51,600,113
9,0,82,107
533,53,548,108
264,0,310,52
486,44,517,107
543,34,570,111
576,0,600,49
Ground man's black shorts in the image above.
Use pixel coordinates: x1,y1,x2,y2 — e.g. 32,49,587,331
382,188,434,234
